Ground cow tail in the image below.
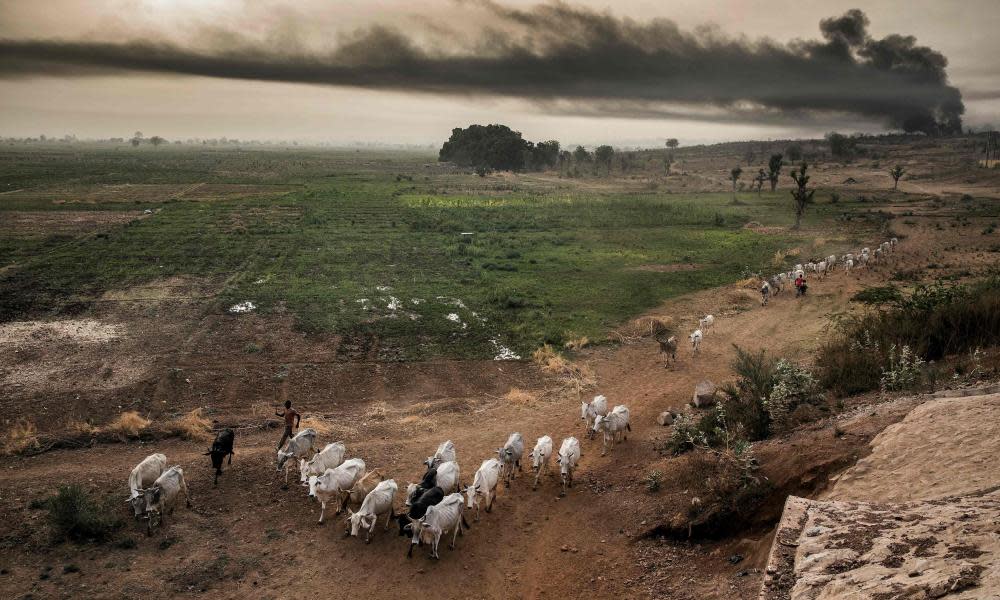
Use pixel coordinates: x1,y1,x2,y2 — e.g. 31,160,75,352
627,423,632,432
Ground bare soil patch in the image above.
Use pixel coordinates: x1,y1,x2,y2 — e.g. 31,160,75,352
0,210,147,235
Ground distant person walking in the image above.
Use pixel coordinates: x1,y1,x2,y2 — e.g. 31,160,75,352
760,280,771,306
275,400,301,449
795,275,808,297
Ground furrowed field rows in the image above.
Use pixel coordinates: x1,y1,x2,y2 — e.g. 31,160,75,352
0,147,872,359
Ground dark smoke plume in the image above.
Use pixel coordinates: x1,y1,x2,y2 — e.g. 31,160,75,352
0,2,964,133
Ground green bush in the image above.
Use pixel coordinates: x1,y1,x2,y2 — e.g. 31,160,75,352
819,277,1000,395
44,485,122,544
767,360,822,430
851,285,903,306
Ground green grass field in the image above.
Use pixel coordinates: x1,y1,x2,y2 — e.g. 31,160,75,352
0,145,875,359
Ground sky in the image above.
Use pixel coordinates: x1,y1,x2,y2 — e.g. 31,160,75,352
0,0,997,147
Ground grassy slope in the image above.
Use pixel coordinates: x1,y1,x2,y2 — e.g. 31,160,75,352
0,145,871,359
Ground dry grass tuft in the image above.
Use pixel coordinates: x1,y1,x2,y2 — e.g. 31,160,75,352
727,289,757,306
733,277,760,289
563,336,590,351
103,411,151,440
503,387,538,405
67,420,99,436
363,402,388,423
300,415,336,437
3,419,39,455
166,408,212,441
532,344,596,391
620,316,674,339
772,247,801,267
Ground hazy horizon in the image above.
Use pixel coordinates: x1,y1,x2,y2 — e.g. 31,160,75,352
1,0,998,146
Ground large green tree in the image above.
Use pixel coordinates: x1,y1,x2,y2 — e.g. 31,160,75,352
439,124,531,172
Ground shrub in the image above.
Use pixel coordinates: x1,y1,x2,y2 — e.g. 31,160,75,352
851,285,903,306
646,470,663,492
44,485,121,543
766,360,822,430
880,345,925,392
819,277,1000,395
102,412,150,440
3,419,39,455
165,408,212,441
666,414,702,454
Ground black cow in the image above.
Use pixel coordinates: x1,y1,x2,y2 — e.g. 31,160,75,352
406,465,438,505
397,485,444,539
204,428,235,485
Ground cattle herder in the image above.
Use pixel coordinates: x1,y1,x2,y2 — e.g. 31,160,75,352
275,400,301,449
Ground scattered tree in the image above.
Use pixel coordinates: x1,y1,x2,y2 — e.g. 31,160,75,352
665,138,679,149
594,145,615,176
149,136,166,147
785,144,803,162
730,166,742,201
789,162,816,230
826,132,855,158
744,147,756,166
754,169,767,195
767,154,783,191
889,164,906,189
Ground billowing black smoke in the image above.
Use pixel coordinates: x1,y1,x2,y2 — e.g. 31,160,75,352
0,3,964,134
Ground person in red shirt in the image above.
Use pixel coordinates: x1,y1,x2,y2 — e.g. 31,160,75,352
795,275,807,297
275,400,301,449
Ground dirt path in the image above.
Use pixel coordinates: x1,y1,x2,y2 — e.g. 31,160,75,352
0,235,928,600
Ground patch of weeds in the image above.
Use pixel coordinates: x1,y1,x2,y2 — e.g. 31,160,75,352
646,471,663,492
851,285,903,306
158,536,177,551
115,537,137,550
43,485,122,544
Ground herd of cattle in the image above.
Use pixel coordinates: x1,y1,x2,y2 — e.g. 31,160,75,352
762,237,900,300
656,237,901,363
123,395,632,559
122,236,899,559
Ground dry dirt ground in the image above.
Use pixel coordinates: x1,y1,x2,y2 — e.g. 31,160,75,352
0,193,997,599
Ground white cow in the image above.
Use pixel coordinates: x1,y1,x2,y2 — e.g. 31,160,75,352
761,281,771,306
580,394,609,438
277,428,318,483
299,441,346,486
464,458,502,520
347,479,397,543
845,253,855,263
308,457,366,523
407,493,468,559
557,437,582,497
593,405,631,456
126,453,166,519
529,435,553,490
142,465,190,535
433,461,461,494
826,254,836,266
844,259,854,272
496,432,524,487
689,329,703,354
699,314,715,334
815,261,828,277
890,237,898,248
424,440,456,468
